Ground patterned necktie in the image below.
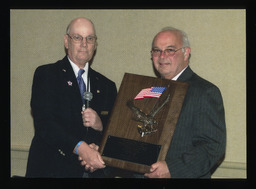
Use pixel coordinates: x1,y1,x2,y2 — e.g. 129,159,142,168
77,69,86,104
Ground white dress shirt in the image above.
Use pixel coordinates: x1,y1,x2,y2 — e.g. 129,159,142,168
68,56,90,91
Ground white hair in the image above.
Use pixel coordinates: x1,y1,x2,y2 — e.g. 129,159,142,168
156,26,190,47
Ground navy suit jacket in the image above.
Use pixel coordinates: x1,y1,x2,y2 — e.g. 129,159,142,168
165,66,226,178
26,56,117,177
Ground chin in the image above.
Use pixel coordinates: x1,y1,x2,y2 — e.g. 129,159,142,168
77,55,90,61
160,72,173,79
158,69,170,76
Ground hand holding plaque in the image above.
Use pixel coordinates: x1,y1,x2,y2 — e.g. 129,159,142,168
99,73,188,173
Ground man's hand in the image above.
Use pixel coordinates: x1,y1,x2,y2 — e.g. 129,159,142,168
81,108,103,131
88,143,99,151
75,141,105,172
144,161,171,178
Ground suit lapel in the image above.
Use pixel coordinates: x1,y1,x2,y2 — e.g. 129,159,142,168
177,66,194,82
59,56,83,109
88,68,100,111
58,57,102,111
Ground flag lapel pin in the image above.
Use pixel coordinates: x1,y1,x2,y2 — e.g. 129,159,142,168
67,81,72,86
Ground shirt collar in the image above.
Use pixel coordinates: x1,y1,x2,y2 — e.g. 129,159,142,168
172,66,188,81
67,56,89,78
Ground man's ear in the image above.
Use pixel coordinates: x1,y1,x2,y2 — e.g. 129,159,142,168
184,47,191,61
64,34,69,49
93,41,98,51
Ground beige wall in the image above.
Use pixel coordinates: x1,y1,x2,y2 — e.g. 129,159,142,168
10,9,246,177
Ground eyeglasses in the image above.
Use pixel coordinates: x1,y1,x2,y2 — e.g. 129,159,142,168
67,34,97,44
151,47,185,57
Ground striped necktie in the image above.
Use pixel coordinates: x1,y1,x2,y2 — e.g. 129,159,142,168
77,69,86,104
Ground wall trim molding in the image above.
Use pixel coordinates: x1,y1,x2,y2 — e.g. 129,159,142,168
11,145,30,152
218,161,246,170
211,161,246,178
10,145,246,178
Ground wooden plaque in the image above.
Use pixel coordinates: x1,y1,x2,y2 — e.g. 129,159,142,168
99,73,188,174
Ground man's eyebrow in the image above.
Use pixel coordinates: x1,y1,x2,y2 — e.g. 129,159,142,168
166,45,176,48
152,45,176,49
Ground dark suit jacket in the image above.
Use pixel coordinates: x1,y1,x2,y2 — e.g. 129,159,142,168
165,66,226,178
26,56,117,177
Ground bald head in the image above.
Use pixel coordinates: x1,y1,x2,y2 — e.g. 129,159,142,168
64,17,97,67
66,17,96,35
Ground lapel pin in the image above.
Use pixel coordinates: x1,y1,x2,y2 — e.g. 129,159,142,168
97,90,100,93
62,69,66,72
67,81,72,86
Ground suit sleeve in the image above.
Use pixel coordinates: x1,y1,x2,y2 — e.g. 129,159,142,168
30,67,79,155
166,85,226,178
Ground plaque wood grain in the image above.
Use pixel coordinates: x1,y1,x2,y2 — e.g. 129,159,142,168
99,73,188,174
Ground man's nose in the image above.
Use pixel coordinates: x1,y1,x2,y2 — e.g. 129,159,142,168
81,38,88,47
160,50,166,58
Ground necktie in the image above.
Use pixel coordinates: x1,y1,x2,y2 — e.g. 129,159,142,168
77,69,86,104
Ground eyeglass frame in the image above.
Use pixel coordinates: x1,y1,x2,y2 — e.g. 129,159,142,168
151,47,186,57
67,33,97,44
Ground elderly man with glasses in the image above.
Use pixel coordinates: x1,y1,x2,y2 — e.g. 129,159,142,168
26,17,117,177
143,27,226,178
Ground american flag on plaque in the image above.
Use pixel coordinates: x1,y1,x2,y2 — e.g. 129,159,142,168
134,86,167,100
